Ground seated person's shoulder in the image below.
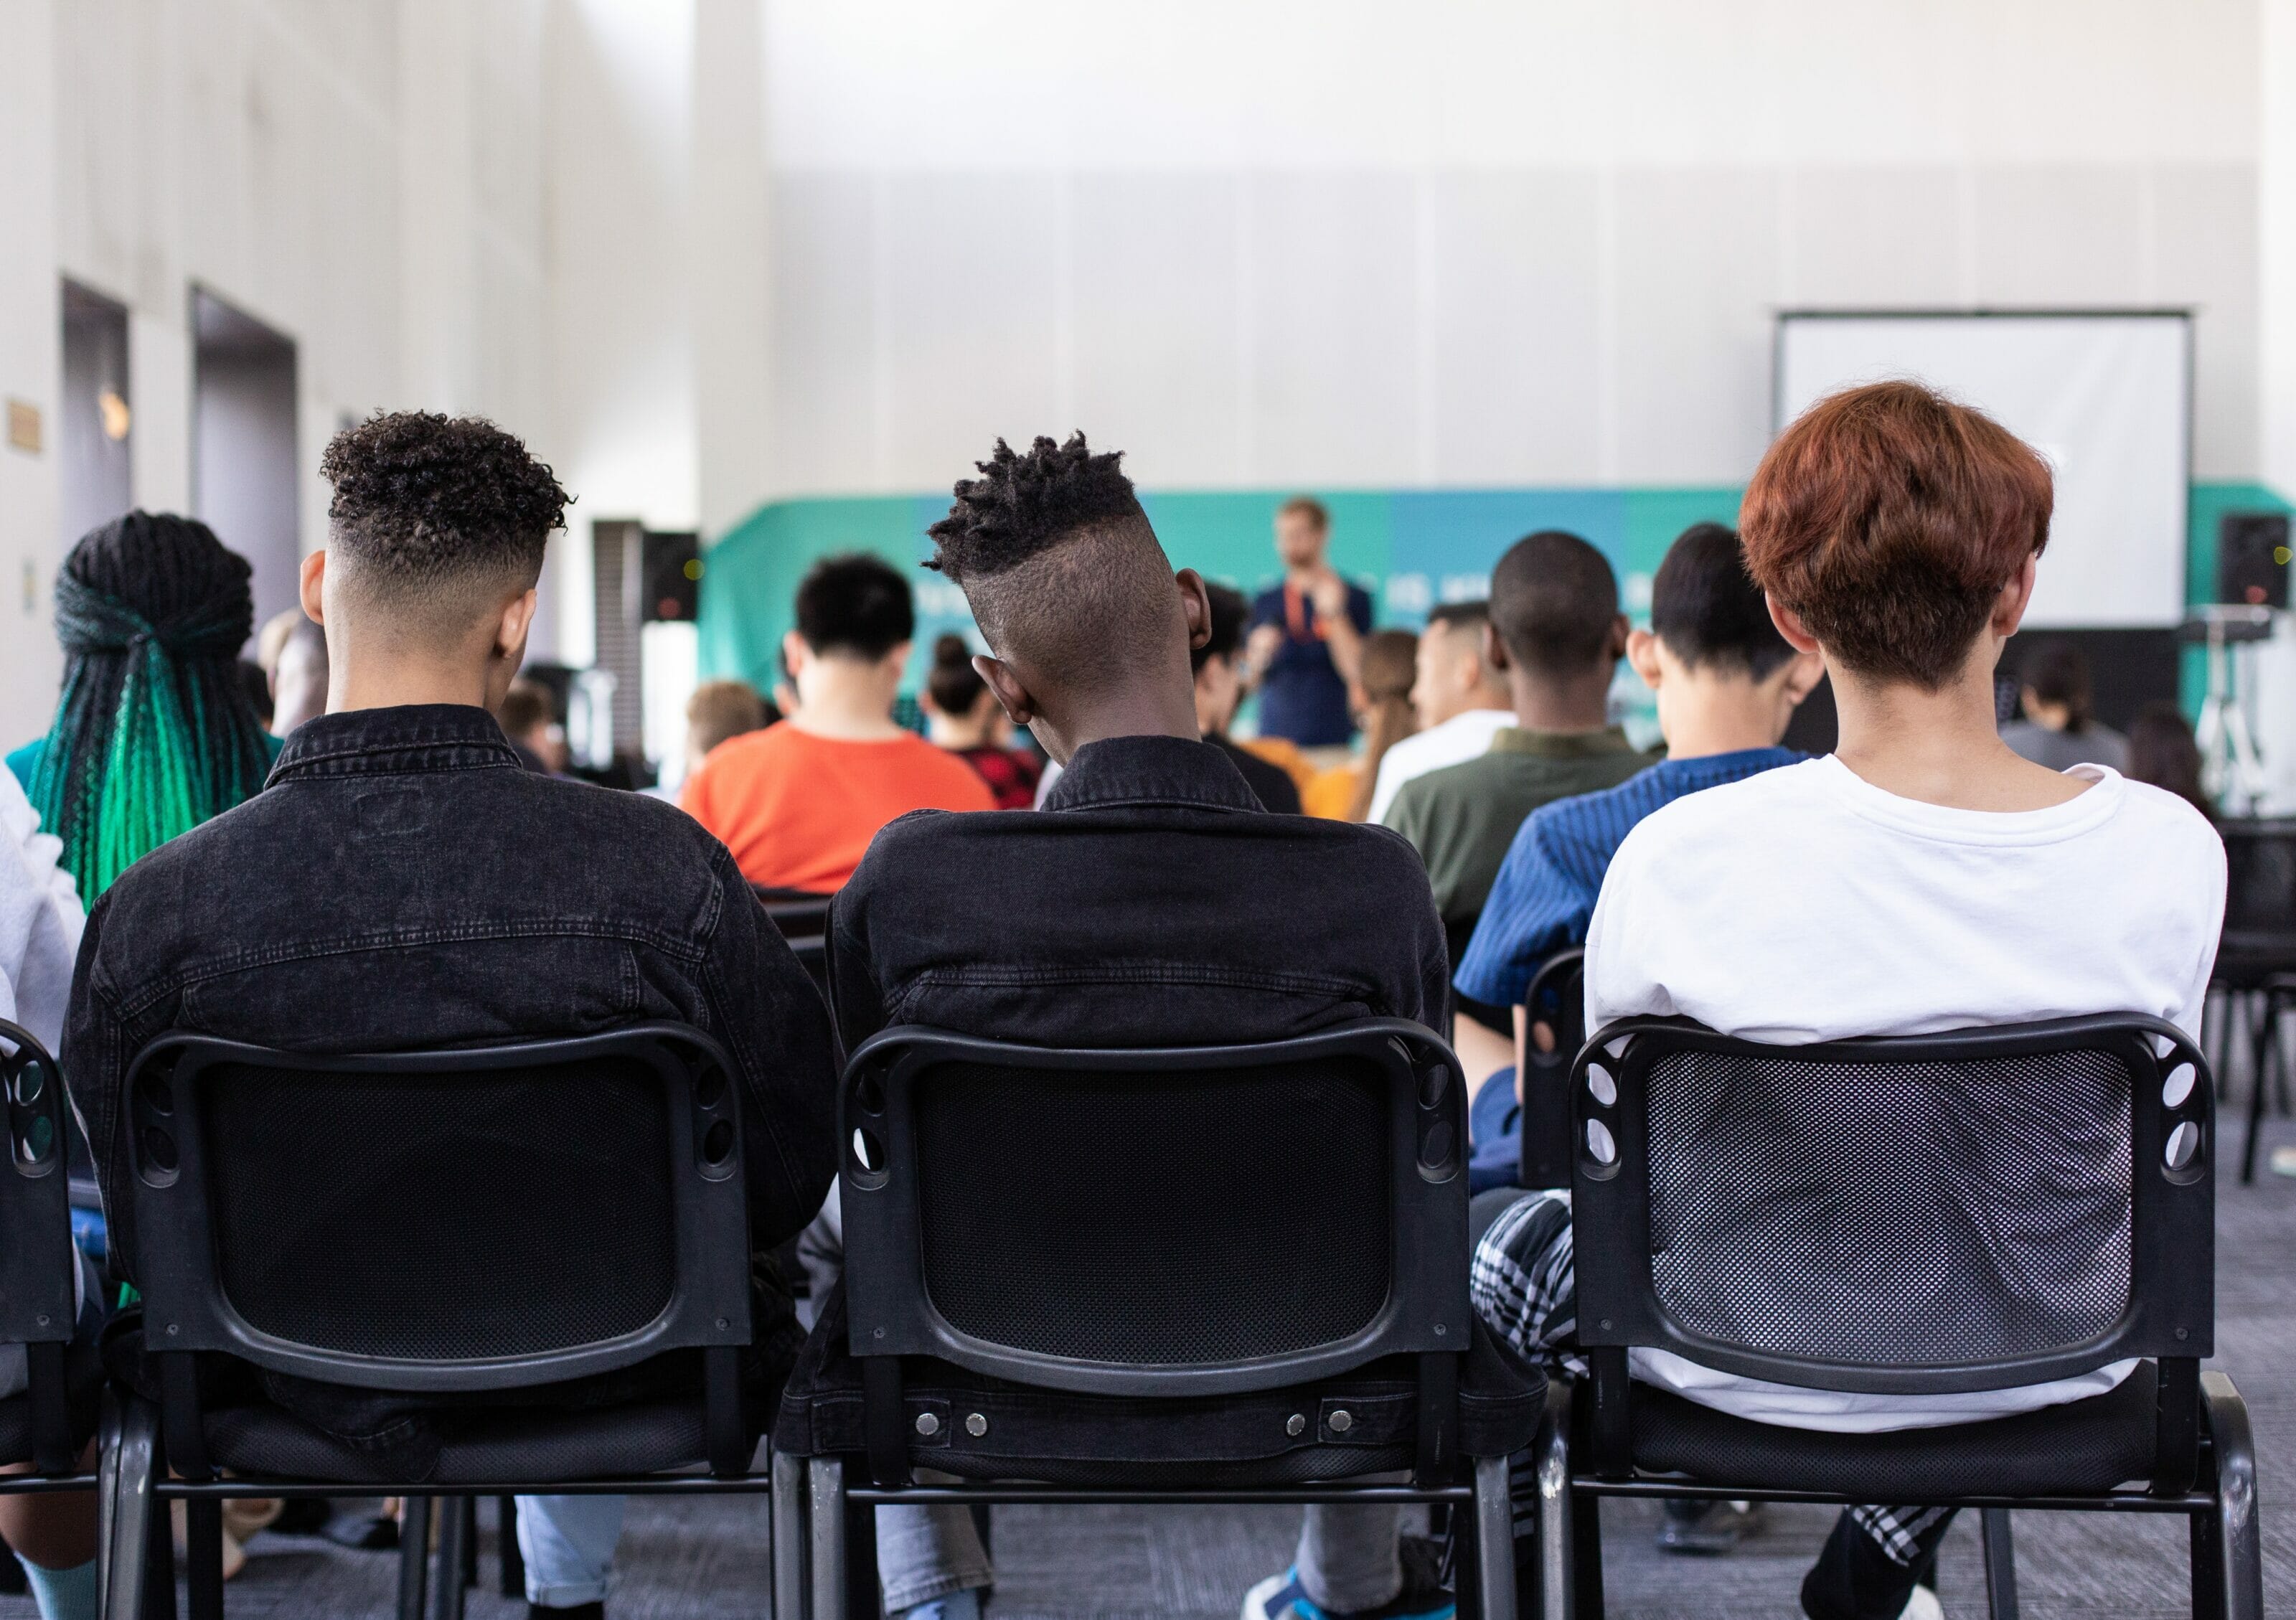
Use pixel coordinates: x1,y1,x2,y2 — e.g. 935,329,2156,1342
1605,755,1823,868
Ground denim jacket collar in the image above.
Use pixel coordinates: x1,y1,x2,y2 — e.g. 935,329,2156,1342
1041,733,1264,816
269,704,524,783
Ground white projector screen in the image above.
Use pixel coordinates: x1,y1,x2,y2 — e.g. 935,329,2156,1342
1775,313,2191,628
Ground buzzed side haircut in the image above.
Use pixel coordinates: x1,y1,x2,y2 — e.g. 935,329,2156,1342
926,433,1180,694
1426,600,1490,637
319,412,569,635
1649,523,1797,679
1488,530,1621,677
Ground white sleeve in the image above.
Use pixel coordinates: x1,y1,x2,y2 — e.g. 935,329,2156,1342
0,771,85,1053
2166,814,2228,1044
1365,745,1407,825
1581,821,1675,1036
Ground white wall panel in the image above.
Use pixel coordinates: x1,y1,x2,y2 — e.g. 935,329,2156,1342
1971,165,2149,306
2155,161,2262,479
1785,167,1964,309
768,174,881,496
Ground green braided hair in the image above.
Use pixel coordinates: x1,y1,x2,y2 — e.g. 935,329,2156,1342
27,512,272,898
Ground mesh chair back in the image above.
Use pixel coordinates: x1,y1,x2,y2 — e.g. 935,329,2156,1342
841,1021,1470,1397
1573,1016,2212,1395
125,1025,751,1393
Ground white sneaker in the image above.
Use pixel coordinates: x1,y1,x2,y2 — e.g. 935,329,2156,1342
1899,1584,1944,1620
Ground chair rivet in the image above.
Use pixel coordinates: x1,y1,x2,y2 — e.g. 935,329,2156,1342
915,1411,941,1437
33,1315,47,1329
1433,1323,1446,1336
874,1327,886,1339
1328,1409,1353,1433
1286,1413,1306,1436
2176,1327,2189,1341
715,1317,729,1331
965,1413,988,1437
165,1324,179,1336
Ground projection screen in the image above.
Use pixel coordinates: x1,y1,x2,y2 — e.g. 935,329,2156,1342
1774,312,2191,628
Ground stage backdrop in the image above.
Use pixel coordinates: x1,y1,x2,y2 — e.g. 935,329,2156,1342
697,481,2292,722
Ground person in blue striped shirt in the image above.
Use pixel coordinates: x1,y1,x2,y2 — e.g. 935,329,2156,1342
1455,522,1822,1558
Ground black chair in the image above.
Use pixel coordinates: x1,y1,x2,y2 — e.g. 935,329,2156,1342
1517,949,1586,1190
1540,1014,2260,1620
773,1020,1541,1620
101,1024,765,1620
753,884,834,995
2212,818,2296,1180
0,1019,100,1491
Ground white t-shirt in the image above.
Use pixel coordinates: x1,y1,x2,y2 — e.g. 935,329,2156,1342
1585,756,2225,1432
1369,708,1513,825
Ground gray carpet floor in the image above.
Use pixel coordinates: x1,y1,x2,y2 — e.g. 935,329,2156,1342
14,1121,2291,1619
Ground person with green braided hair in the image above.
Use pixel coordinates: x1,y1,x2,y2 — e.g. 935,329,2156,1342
6,512,282,900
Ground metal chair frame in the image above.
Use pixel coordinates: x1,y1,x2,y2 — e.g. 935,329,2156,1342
1540,1014,2261,1620
98,1023,771,1620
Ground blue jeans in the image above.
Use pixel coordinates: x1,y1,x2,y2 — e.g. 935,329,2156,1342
516,1495,626,1609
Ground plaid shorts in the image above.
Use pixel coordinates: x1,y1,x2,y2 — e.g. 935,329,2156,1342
1471,1190,1951,1570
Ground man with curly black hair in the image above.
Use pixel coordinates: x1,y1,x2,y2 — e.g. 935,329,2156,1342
65,413,837,1620
824,434,1455,1620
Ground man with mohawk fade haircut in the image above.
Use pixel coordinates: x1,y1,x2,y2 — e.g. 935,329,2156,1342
825,433,1458,1620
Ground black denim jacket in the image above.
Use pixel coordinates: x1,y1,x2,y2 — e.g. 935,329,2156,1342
827,733,1450,1052
62,706,838,1464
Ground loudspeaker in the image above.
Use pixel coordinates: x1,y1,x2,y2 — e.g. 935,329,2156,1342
2218,512,2290,609
642,530,701,623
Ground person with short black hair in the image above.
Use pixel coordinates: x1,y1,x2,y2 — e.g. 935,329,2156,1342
62,411,838,1620
834,433,1452,1620
1194,584,1303,812
497,677,568,773
920,634,1042,809
1364,601,1512,822
682,554,992,891
2000,638,2128,771
1244,496,1373,746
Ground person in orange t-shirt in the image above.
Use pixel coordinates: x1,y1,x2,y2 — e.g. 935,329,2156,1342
683,553,994,892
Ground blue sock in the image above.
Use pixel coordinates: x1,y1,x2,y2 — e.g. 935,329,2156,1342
18,1556,97,1620
898,1588,984,1620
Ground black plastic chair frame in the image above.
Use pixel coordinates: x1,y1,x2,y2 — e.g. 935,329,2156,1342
784,1020,1517,1620
1540,1013,2261,1620
100,1024,772,1620
1517,948,1586,1191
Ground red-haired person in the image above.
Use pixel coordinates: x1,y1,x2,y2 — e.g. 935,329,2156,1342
1467,381,2224,1620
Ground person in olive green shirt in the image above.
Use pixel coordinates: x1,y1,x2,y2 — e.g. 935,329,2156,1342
1382,530,1652,1075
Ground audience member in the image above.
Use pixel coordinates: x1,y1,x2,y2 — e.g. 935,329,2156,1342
7,513,279,900
499,677,570,773
1302,628,1419,819
1244,497,1373,747
237,659,274,730
0,763,100,1620
1453,522,1820,1555
2126,699,2211,817
920,634,1043,809
2000,638,2128,771
686,678,774,766
682,555,993,892
1195,584,1304,812
1364,602,1512,822
61,412,839,1620
1470,380,2224,1620
830,434,1450,1620
1380,531,1650,1083
268,613,330,736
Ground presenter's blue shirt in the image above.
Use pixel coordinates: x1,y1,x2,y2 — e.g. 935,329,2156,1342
1248,579,1374,748
1455,745,1805,1007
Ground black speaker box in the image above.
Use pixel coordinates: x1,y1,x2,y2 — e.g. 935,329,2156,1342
2219,512,2290,609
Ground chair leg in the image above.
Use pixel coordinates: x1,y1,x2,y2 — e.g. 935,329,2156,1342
460,1496,479,1589
397,1498,433,1620
2244,994,2273,1184
1534,1385,1574,1620
772,1451,806,1620
496,1497,522,1598
1474,1455,1517,1620
430,1497,468,1620
101,1400,157,1620
1979,1509,2019,1620
844,1490,880,1620
1570,1497,1604,1620
2200,1372,2262,1620
182,1500,224,1620
142,1496,175,1620
807,1460,844,1620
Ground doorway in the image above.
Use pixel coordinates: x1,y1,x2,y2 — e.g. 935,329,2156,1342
58,280,131,549
192,288,300,632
